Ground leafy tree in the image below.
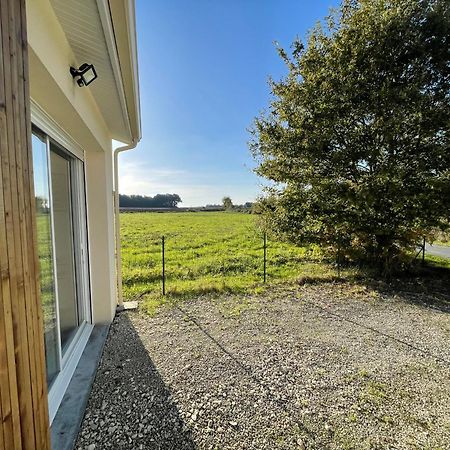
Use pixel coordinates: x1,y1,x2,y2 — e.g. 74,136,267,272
222,196,233,210
35,196,49,214
250,0,450,272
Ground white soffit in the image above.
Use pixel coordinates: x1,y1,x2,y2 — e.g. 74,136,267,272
50,0,131,143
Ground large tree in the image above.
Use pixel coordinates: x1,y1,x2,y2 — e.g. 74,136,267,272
222,196,233,210
251,0,450,272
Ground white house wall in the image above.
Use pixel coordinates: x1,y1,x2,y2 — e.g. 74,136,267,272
26,0,111,152
85,149,117,324
26,0,118,324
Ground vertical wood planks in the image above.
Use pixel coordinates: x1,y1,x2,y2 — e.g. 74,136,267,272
0,0,51,448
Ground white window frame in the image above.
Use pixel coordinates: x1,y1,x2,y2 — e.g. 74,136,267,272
31,100,93,424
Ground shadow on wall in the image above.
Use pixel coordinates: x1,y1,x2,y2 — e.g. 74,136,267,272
75,312,196,450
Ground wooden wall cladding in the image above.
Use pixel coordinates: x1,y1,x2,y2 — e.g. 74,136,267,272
0,0,51,448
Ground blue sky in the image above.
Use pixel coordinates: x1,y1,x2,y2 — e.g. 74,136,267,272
119,0,339,206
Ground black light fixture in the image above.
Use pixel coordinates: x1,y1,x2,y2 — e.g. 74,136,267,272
70,63,98,87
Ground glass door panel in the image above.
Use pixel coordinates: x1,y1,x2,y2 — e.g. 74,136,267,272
50,146,80,354
32,123,89,395
32,130,59,386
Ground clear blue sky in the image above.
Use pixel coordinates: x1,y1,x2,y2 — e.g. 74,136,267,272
119,0,339,206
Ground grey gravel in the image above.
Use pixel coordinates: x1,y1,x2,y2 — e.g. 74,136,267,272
76,279,450,449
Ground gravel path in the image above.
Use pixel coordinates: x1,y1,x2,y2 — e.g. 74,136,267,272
76,280,450,450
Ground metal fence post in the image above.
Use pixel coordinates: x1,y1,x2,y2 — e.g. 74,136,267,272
337,239,341,278
263,232,267,283
422,236,426,265
162,235,166,295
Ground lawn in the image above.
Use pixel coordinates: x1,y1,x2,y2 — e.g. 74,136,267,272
120,212,341,310
426,254,450,269
120,211,450,316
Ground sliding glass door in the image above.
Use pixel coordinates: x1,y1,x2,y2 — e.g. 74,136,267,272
32,126,90,387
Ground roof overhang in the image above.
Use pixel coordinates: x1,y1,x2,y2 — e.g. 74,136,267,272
50,0,141,144
107,0,141,143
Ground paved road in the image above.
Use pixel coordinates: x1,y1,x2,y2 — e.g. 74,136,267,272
426,243,450,259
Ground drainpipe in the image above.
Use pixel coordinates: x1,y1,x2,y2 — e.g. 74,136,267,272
113,140,137,310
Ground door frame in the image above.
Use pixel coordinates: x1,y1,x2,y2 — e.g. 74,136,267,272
31,100,94,423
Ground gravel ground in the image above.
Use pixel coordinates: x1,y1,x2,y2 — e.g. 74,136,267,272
76,278,450,450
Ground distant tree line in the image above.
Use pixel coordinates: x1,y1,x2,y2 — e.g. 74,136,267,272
219,197,254,211
119,193,182,208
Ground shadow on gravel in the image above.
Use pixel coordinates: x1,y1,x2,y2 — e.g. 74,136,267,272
76,313,197,450
366,266,450,313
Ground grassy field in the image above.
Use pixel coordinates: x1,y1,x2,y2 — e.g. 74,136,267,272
120,212,342,310
426,254,450,269
36,212,57,327
120,211,450,314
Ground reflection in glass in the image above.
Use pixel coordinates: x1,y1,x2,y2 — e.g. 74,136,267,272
50,146,80,352
32,130,59,386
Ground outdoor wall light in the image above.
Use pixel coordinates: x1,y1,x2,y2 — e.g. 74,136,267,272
70,63,98,87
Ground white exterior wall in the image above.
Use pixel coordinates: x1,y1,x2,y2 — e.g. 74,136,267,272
85,150,117,323
26,0,118,324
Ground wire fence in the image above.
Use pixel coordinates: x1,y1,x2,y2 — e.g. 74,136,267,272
150,234,432,297
120,230,339,298
121,213,436,300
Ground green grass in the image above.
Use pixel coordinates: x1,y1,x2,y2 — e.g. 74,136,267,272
120,212,344,311
121,212,450,314
425,254,450,269
434,240,450,247
36,213,57,326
